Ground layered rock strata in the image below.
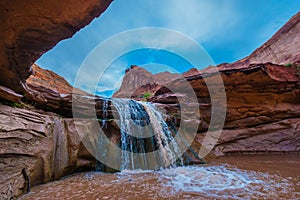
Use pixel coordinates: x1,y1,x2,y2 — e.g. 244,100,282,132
152,63,300,156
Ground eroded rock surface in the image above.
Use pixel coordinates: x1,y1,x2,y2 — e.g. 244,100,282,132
156,63,300,157
27,64,87,95
23,64,92,117
0,85,23,103
0,105,93,199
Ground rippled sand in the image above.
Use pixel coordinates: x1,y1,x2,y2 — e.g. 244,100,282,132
19,154,300,200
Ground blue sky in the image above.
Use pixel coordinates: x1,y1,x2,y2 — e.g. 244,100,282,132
36,0,300,97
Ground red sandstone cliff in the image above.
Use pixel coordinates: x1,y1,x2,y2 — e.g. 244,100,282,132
218,11,300,70
113,65,182,99
27,64,87,95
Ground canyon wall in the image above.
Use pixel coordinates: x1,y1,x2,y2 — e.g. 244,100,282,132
0,64,109,198
0,2,299,200
152,63,300,157
0,105,95,199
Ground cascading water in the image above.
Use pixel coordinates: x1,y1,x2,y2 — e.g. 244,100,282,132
142,102,183,167
101,98,109,128
99,98,184,171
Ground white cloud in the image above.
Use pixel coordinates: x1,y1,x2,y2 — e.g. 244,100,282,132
141,63,179,74
95,0,239,43
96,60,126,92
75,58,127,94
159,0,238,41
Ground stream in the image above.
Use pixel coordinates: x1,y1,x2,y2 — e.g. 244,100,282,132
19,154,299,200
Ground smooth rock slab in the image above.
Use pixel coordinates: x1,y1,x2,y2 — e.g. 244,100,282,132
0,105,96,199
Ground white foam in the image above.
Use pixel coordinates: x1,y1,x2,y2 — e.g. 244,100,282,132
157,165,294,198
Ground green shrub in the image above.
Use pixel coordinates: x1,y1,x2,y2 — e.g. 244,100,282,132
143,92,151,99
284,63,293,67
11,102,23,108
0,100,25,108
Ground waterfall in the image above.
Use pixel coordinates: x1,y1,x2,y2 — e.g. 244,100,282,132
142,102,183,167
101,98,109,128
100,98,183,170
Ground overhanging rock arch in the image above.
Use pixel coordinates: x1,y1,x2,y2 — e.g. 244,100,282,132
0,0,113,93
